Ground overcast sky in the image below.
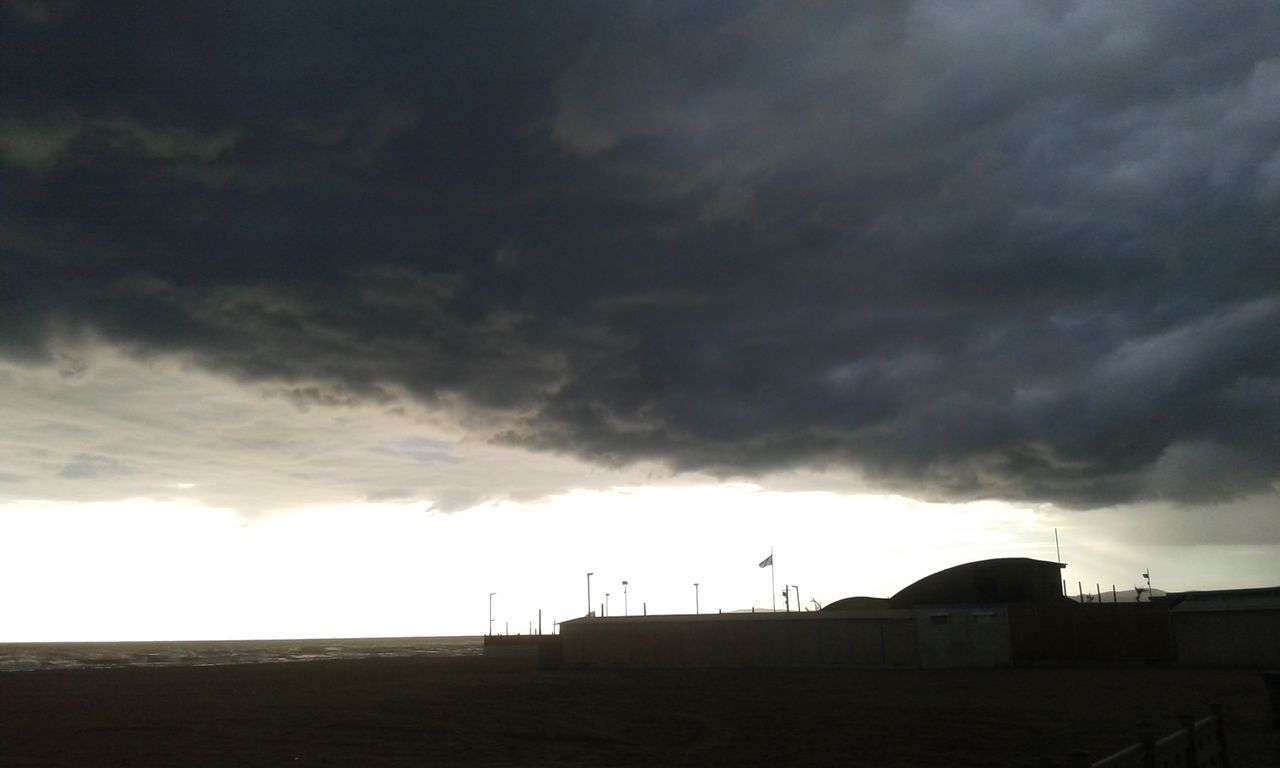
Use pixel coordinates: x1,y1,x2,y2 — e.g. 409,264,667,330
2,1,1278,640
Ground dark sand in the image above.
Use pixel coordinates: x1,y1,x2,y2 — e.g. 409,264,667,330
2,658,1277,767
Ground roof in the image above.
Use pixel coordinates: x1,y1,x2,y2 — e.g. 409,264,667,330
889,557,1068,608
822,596,891,612
1168,586,1280,613
559,609,912,627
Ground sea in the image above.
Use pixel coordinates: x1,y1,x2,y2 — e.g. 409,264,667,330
0,636,483,673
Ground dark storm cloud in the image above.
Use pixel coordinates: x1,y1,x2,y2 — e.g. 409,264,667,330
3,1,1278,508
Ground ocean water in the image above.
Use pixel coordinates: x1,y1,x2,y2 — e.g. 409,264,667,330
0,635,482,672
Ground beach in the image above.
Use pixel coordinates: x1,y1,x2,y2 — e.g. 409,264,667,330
2,658,1277,767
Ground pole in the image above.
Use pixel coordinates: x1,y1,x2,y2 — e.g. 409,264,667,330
1096,583,1101,605
489,592,496,636
694,583,700,614
1112,584,1117,603
538,609,542,635
793,585,800,611
770,547,776,613
1078,581,1083,603
586,572,594,616
605,592,611,617
623,580,629,616
1055,528,1061,564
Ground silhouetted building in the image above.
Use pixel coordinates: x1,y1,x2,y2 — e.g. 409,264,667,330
1167,587,1280,667
548,558,1263,669
559,558,1068,668
823,596,890,611
886,557,1068,608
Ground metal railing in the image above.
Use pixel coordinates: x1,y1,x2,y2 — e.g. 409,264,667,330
1069,709,1229,768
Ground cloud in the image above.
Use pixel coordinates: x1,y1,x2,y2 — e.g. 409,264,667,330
57,454,134,480
1,2,1277,510
1094,491,1280,546
1142,442,1275,505
0,348,664,514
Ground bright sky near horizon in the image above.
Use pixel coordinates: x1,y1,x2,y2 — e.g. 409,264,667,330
2,349,1276,641
7,483,1276,642
5,485,1278,641
2,2,1278,641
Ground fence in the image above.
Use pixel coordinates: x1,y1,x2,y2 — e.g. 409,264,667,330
1069,710,1229,768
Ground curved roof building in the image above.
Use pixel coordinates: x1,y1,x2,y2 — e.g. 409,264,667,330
821,557,1068,611
887,557,1067,608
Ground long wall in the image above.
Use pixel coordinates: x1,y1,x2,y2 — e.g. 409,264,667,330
555,566,1278,669
561,603,1184,669
1008,603,1172,664
562,612,918,668
1173,611,1280,667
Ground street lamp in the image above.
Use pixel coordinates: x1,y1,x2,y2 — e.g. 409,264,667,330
488,592,496,635
586,572,594,616
792,585,801,611
622,580,629,616
694,582,700,615
605,592,611,617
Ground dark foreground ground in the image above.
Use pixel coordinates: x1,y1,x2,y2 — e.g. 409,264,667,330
1,658,1277,767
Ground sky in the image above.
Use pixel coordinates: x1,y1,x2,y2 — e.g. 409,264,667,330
2,1,1278,641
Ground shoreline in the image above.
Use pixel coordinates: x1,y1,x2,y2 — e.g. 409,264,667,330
0,636,484,673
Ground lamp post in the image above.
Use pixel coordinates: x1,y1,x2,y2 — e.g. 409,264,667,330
792,585,800,611
694,582,700,615
622,580,629,616
586,572,594,616
488,592,496,636
605,592,611,617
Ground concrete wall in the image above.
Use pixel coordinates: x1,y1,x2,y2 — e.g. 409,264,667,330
913,607,1011,668
482,634,564,668
1007,603,1172,664
561,612,919,668
1173,611,1280,667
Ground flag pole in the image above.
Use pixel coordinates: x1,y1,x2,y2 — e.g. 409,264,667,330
770,547,776,613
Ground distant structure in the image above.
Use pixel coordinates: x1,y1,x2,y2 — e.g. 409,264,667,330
823,557,1068,614
559,557,1085,668
885,557,1067,608
490,557,1278,670
1166,586,1280,667
822,596,890,611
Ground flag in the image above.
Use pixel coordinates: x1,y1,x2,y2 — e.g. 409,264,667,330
758,554,772,568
